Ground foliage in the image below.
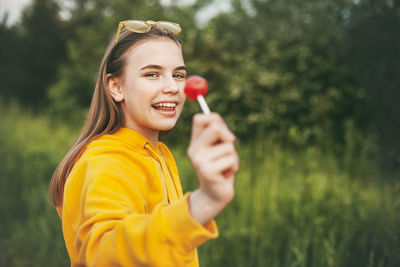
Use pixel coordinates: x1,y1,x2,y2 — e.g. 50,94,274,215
0,0,400,264
0,102,399,266
0,0,68,107
344,0,400,170
1,0,399,170
0,102,76,266
180,0,367,149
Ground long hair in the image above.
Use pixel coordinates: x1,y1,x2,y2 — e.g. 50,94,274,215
49,26,181,207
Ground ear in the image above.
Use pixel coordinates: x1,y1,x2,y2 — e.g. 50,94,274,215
107,74,124,102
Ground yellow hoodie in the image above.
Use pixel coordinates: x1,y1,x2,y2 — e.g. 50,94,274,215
58,128,218,267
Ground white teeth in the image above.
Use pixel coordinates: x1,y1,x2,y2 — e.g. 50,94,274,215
154,102,176,107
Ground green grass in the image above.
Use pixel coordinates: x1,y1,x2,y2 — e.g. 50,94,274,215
195,146,399,267
176,138,400,267
1,103,399,266
0,103,75,267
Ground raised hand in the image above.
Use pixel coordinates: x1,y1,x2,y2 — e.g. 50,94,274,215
187,113,239,225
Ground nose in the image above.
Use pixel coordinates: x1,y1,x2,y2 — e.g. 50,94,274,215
162,75,180,94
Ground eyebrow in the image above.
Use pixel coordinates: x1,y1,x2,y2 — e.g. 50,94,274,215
139,64,186,71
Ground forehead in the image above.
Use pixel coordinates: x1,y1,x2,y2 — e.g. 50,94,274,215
125,37,184,69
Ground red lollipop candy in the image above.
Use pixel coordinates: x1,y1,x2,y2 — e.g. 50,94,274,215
184,75,211,114
184,75,208,100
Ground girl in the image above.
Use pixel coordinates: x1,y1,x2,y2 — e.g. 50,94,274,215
49,20,239,267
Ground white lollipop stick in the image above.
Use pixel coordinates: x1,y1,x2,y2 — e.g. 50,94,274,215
197,95,210,115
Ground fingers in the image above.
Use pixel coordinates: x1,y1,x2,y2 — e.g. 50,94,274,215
189,142,236,173
191,113,235,143
216,149,239,175
205,152,239,180
203,142,236,161
195,142,239,177
188,112,239,192
196,122,234,147
187,113,239,210
191,113,222,138
187,113,237,164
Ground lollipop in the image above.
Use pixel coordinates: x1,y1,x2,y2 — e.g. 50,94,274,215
184,75,211,114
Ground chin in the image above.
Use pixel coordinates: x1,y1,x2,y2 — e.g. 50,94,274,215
155,121,178,132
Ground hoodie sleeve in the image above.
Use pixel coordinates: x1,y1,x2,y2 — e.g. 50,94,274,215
71,157,218,267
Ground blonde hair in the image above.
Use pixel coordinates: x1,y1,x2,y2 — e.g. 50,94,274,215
49,27,181,207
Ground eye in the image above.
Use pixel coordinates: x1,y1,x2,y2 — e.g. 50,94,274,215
145,72,159,78
173,73,186,79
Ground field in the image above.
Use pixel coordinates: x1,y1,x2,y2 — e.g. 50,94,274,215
0,104,399,267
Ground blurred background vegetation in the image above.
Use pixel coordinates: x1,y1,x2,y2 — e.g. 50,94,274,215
0,0,399,266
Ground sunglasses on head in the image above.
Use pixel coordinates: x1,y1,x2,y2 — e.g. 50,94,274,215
114,20,181,45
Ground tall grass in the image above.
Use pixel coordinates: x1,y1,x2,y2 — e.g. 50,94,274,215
0,103,75,266
176,136,400,266
179,142,400,267
0,103,399,266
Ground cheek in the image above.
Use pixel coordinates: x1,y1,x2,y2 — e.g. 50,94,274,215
179,84,186,98
177,96,186,115
123,81,149,103
178,91,186,106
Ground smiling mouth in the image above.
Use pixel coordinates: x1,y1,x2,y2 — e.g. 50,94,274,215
152,102,177,111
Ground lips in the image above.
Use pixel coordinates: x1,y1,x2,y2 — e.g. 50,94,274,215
152,101,178,111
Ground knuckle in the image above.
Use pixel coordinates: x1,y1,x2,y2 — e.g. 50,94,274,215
233,159,239,171
192,114,201,124
209,122,220,133
187,147,193,157
226,187,235,202
224,143,234,154
228,143,235,151
198,164,210,178
230,132,236,142
212,112,222,120
229,154,237,164
193,113,205,124
234,153,239,165
192,154,203,166
213,122,221,130
209,112,223,123
190,152,197,162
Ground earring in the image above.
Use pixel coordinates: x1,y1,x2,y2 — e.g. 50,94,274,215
113,94,123,102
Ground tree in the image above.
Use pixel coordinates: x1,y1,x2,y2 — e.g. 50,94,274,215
180,0,364,147
345,0,400,171
0,0,68,108
0,15,24,101
18,0,68,108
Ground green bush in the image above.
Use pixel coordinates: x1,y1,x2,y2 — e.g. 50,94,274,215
1,103,399,266
188,142,400,267
176,138,400,267
0,103,76,266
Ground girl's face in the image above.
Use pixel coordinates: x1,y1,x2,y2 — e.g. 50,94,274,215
109,37,186,142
